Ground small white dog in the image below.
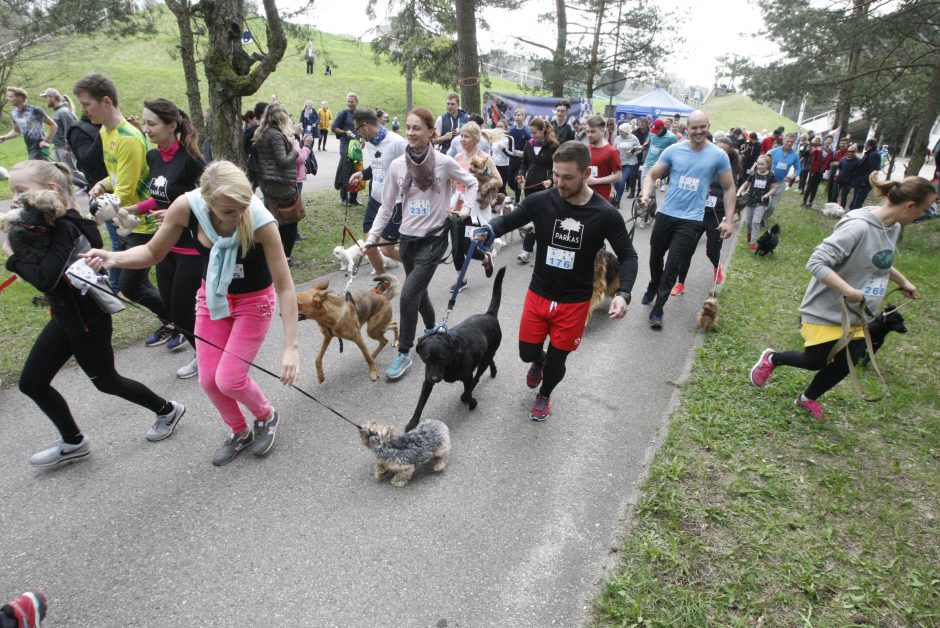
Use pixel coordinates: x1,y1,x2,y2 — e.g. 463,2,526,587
332,239,397,275
822,203,845,219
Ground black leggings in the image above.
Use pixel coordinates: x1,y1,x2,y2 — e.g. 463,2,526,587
803,171,824,205
317,132,328,151
397,230,450,353
677,208,722,283
772,338,866,400
519,341,570,397
279,222,298,259
508,158,523,203
451,216,486,271
495,164,509,196
20,316,166,443
155,251,202,347
120,233,169,320
646,213,706,316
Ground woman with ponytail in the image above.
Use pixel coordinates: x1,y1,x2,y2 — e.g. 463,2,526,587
749,173,935,422
131,98,206,378
514,117,558,263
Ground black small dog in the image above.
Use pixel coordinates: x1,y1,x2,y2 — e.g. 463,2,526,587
0,191,65,264
755,223,780,256
406,267,506,432
859,305,907,366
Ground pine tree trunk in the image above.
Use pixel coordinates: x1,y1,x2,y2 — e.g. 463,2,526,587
454,0,480,114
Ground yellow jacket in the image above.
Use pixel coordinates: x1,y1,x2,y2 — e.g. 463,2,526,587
318,107,332,130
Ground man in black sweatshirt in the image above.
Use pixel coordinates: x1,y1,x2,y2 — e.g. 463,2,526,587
476,141,638,422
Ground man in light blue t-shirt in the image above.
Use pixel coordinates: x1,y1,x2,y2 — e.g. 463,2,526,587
638,110,737,329
765,133,800,220
642,118,677,173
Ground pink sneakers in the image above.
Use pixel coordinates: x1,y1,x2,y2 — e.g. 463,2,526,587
749,348,775,387
670,282,686,296
795,397,824,422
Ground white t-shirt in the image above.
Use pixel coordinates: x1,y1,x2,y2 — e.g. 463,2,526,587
491,137,511,167
364,130,407,202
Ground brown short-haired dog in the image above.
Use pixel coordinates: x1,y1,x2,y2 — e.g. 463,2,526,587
297,275,400,382
586,248,620,325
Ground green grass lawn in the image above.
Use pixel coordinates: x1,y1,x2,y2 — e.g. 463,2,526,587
594,191,940,626
704,92,802,136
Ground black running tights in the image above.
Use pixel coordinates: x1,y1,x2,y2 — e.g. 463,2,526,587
772,338,866,400
155,251,202,348
677,208,722,283
520,341,570,397
19,316,166,443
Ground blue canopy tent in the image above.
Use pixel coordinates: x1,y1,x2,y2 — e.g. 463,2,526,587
615,88,695,122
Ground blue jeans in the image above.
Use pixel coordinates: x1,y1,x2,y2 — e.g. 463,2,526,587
614,164,638,206
104,220,125,287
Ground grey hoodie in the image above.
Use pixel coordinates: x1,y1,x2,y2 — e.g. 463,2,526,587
800,207,900,327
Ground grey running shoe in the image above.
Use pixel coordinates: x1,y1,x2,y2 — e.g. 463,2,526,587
212,430,254,466
176,355,198,379
30,436,91,467
251,410,280,457
147,401,186,442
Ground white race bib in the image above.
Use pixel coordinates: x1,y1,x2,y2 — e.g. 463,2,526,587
464,225,476,238
776,161,787,171
591,166,599,177
754,178,767,189
233,263,245,279
373,171,386,187
705,195,717,208
861,275,888,298
678,175,700,192
409,199,431,216
545,246,575,270
650,145,661,155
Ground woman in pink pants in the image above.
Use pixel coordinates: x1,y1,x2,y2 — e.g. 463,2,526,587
86,161,300,466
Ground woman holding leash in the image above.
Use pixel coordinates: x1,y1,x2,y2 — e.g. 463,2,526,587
749,173,933,421
363,107,479,381
85,161,299,466
514,117,558,264
4,160,185,467
129,98,206,379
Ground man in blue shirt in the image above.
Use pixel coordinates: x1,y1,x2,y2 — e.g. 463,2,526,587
765,132,800,220
639,110,737,329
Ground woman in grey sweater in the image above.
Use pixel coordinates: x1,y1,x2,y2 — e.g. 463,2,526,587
254,102,301,261
748,172,934,421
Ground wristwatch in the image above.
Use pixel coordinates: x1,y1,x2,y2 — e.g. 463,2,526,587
615,290,631,304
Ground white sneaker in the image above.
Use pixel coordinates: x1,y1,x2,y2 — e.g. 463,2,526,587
517,251,531,264
176,355,198,379
29,436,91,467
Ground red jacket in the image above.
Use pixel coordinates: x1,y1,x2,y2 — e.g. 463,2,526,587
808,147,834,173
760,136,776,154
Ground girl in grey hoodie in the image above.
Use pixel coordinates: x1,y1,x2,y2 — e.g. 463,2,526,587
748,173,934,421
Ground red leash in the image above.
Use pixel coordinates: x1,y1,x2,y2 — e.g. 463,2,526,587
0,275,17,293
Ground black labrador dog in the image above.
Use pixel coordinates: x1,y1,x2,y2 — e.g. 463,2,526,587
406,267,505,432
860,305,907,366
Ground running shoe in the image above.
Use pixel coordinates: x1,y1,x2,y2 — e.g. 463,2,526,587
749,348,775,387
5,590,47,628
449,279,468,293
641,289,656,305
145,325,174,347
526,362,543,389
482,253,494,278
649,312,664,329
251,409,280,457
385,352,413,380
529,393,551,421
211,430,254,466
147,401,186,442
166,333,188,353
795,396,824,422
714,266,725,285
516,251,531,264
176,355,198,379
748,242,757,252
29,436,90,467
670,282,686,297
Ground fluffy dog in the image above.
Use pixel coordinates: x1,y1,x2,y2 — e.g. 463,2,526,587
468,153,500,209
697,297,719,332
331,239,396,275
859,305,907,366
0,190,66,263
297,274,400,382
359,419,450,487
587,248,620,324
822,203,845,218
406,267,506,432
87,193,140,237
755,223,780,256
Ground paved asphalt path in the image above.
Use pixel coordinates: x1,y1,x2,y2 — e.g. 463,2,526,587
0,175,736,626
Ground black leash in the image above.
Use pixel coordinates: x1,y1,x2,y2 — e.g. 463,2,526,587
67,267,364,430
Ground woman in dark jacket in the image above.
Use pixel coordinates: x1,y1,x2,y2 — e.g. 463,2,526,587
253,102,302,261
3,160,183,467
514,117,558,263
835,144,862,208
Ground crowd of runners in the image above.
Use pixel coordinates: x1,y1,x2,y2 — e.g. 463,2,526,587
2,75,937,477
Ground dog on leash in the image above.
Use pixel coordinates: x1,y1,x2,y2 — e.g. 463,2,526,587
587,248,620,324
697,297,719,332
331,239,396,275
0,190,67,263
755,223,780,256
859,305,907,366
297,274,400,382
406,267,506,432
359,419,450,487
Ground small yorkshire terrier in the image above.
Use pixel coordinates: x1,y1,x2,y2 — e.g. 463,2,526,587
359,419,451,487
0,190,67,264
697,297,719,332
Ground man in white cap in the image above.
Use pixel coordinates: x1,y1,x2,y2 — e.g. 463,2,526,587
41,88,78,171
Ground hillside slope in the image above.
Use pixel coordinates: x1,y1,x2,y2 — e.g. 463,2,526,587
704,92,802,134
